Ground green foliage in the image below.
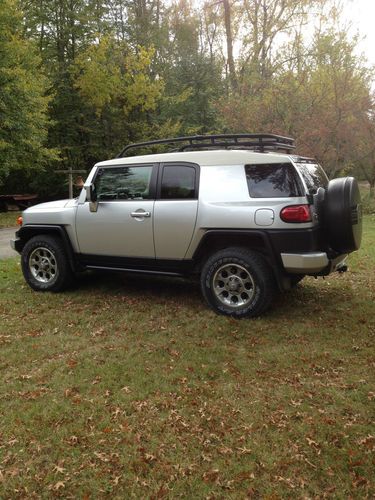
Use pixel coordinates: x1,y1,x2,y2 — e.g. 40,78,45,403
158,2,224,133
218,28,374,178
71,36,177,162
1,0,375,197
0,0,57,189
74,38,163,117
360,184,375,214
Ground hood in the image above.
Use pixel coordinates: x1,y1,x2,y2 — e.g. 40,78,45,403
26,199,77,211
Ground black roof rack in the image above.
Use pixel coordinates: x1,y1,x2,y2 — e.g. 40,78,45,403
117,133,295,158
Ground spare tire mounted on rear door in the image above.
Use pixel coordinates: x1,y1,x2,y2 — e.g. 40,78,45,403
323,177,362,254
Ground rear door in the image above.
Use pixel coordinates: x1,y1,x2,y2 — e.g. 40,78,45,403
153,162,199,259
76,164,157,258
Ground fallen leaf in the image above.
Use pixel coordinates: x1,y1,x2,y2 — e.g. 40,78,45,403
53,481,65,490
53,465,65,474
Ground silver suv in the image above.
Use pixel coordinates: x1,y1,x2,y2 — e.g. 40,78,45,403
11,134,363,317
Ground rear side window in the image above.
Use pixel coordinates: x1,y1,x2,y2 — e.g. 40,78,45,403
160,165,196,199
245,163,303,198
296,163,329,193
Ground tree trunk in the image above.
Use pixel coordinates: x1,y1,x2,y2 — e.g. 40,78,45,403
222,0,238,93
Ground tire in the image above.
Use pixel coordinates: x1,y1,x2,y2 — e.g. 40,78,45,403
322,177,362,253
21,235,73,292
200,247,276,318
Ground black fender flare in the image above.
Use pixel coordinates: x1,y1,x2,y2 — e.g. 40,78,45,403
191,229,288,290
16,225,79,272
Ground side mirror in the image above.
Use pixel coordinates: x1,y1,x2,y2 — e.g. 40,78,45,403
85,183,98,212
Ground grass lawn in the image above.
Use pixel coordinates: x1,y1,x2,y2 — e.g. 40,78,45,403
359,183,375,215
0,217,374,498
0,211,21,229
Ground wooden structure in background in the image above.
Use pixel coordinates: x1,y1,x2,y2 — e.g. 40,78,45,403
0,194,38,211
57,167,87,198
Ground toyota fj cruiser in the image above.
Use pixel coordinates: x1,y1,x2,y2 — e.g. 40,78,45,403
11,134,362,317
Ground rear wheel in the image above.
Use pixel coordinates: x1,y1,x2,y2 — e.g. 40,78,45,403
21,235,73,292
200,247,276,318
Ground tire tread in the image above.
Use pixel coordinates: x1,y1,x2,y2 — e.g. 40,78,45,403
200,247,276,318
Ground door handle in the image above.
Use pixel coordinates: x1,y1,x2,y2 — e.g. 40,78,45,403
130,211,151,218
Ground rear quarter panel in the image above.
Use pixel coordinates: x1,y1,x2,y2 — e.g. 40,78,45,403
185,164,313,258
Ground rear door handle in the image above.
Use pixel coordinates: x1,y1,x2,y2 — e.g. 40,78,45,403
130,211,151,218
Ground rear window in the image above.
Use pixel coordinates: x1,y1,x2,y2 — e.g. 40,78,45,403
245,163,303,198
296,163,329,193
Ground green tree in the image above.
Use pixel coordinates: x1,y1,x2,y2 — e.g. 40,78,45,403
73,35,165,157
3,0,373,201
218,28,373,178
0,0,57,189
356,108,375,198
19,0,110,170
157,0,224,134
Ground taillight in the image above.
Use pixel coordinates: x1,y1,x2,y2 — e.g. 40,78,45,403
280,204,311,223
17,216,23,226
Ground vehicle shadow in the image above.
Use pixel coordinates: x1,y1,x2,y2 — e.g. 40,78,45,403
270,275,356,320
73,271,354,319
75,269,201,302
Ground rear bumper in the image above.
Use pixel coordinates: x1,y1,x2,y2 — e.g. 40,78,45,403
281,252,347,274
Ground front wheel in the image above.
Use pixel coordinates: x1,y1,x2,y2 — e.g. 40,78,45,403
21,235,73,292
200,248,276,318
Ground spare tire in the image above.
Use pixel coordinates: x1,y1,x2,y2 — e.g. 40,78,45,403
323,177,362,253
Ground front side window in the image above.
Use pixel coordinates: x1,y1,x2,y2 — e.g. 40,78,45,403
160,165,196,199
95,166,153,201
245,163,303,198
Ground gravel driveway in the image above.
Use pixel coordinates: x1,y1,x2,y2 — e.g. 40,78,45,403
0,228,17,259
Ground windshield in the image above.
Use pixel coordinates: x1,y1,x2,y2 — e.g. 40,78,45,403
296,163,329,194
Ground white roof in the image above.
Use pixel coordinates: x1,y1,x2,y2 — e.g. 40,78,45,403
95,149,292,167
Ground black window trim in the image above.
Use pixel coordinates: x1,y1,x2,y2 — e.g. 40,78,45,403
156,161,200,201
93,163,159,202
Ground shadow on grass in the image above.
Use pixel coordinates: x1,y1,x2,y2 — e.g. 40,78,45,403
77,269,199,295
